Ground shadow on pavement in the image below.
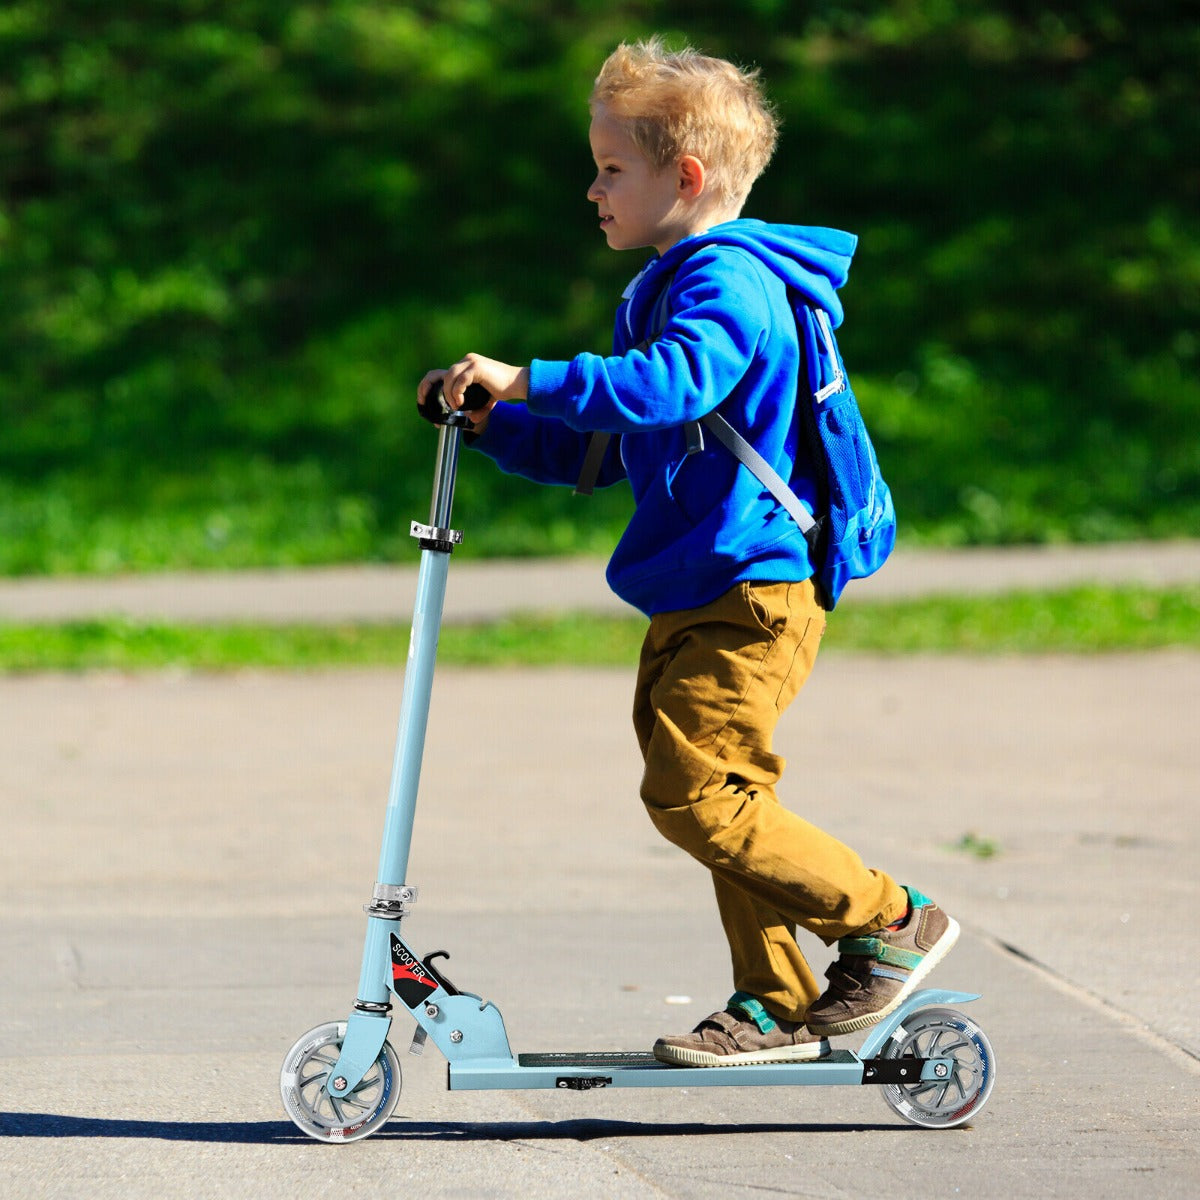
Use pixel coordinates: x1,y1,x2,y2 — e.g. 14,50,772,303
0,1112,908,1143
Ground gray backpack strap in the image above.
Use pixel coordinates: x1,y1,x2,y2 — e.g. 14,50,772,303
575,277,676,495
699,411,818,542
573,431,612,496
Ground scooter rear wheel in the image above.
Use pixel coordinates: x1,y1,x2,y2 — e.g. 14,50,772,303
280,1021,401,1143
878,1006,995,1129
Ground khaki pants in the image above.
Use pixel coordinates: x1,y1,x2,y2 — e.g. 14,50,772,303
634,579,907,1021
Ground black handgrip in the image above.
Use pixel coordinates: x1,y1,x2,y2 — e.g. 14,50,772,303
417,380,493,425
461,382,492,411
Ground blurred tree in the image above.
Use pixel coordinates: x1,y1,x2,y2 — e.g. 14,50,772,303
0,1,1196,572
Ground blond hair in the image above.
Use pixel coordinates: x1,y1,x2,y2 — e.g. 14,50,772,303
590,37,778,208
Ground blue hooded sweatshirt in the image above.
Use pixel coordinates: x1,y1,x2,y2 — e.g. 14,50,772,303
469,218,857,616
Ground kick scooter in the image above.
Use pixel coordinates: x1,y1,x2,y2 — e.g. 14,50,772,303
279,385,997,1142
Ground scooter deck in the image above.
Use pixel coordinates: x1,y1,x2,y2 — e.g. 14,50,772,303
450,1049,887,1091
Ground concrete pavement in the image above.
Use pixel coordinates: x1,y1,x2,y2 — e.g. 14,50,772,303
1,546,1198,1197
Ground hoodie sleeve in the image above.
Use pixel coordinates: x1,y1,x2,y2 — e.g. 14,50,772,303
467,402,627,489
526,249,771,434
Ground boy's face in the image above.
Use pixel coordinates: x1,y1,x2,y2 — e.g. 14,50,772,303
587,108,689,256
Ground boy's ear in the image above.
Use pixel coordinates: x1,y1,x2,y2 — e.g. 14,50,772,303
678,155,706,199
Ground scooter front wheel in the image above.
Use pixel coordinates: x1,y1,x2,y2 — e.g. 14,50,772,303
280,1021,401,1143
878,1006,995,1129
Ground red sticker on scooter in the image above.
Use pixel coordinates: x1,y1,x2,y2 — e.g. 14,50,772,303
389,935,438,1008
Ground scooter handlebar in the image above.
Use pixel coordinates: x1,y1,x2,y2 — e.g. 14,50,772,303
417,381,492,426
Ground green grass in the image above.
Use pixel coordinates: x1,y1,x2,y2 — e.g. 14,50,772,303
828,584,1200,654
945,832,1001,860
1,585,1197,673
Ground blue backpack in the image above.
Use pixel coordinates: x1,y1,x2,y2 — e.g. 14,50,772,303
576,284,896,609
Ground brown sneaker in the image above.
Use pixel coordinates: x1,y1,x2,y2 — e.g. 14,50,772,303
806,886,960,1037
653,993,830,1067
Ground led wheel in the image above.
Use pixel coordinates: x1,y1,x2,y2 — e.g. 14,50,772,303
280,1022,400,1143
879,1007,995,1129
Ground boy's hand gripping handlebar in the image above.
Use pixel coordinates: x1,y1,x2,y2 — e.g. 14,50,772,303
417,380,492,426
411,378,490,551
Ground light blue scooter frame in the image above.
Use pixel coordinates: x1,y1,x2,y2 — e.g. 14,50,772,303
319,406,982,1109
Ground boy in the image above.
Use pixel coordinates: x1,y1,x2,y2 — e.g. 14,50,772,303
419,38,957,1066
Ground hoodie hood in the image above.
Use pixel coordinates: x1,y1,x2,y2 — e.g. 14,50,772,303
653,218,857,328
